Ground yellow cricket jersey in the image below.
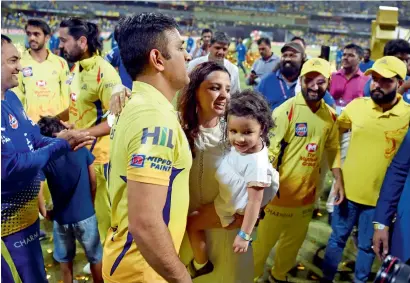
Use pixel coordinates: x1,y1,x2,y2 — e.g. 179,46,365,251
12,49,69,122
67,55,121,164
269,92,341,207
339,96,410,206
103,82,192,283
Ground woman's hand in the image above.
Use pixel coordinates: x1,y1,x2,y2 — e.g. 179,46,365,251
233,235,249,253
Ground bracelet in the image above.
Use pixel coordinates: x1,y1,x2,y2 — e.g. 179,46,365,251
238,230,252,241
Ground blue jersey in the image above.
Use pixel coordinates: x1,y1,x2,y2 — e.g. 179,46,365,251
43,147,95,225
1,90,70,282
49,34,60,51
105,47,132,90
236,43,247,62
186,37,194,53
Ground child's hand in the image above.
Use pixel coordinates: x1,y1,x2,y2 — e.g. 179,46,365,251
233,235,250,253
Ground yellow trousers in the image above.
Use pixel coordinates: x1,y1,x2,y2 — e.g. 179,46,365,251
253,204,313,281
94,163,111,246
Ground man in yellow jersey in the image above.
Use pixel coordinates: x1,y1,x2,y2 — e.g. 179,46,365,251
12,19,69,122
56,17,122,273
253,58,344,283
321,56,410,283
103,13,192,283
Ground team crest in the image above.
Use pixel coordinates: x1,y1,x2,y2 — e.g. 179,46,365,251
295,123,307,137
9,114,18,129
66,73,75,85
22,67,33,77
52,70,58,75
130,154,145,168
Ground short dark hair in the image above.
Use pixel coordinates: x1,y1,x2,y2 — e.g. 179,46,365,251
384,39,410,56
291,36,306,47
37,116,66,137
177,61,230,156
201,28,212,35
344,43,364,58
224,90,274,147
257,37,271,46
364,48,371,55
210,31,230,46
1,34,12,46
25,19,51,36
117,13,178,80
60,18,102,55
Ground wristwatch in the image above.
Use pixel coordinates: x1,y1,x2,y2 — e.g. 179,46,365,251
374,223,389,230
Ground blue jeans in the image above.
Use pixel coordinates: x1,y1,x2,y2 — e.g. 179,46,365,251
322,199,375,283
53,214,102,264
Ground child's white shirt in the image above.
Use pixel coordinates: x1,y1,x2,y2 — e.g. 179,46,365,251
214,145,279,227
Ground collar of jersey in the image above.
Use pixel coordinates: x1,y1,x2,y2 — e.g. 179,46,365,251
276,70,298,86
23,49,53,63
370,94,407,116
131,81,173,110
295,91,326,109
79,55,99,71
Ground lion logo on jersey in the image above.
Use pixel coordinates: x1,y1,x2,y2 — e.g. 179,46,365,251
9,114,18,129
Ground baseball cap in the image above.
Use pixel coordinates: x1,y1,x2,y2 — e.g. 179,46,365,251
281,42,305,55
300,58,331,78
364,56,407,80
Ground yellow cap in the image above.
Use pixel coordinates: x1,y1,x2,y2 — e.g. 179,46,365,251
364,56,407,80
300,58,331,78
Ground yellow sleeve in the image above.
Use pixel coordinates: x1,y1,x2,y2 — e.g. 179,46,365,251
59,58,70,109
98,65,122,110
325,120,341,169
269,104,290,168
125,111,177,186
338,104,352,130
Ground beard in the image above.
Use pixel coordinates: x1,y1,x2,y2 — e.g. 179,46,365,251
29,41,45,51
370,87,397,105
64,45,83,63
301,87,327,102
280,61,300,78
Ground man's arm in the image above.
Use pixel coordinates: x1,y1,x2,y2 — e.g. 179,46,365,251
59,59,70,110
232,67,241,94
88,164,97,204
82,121,111,138
128,181,191,283
269,105,290,168
56,108,70,122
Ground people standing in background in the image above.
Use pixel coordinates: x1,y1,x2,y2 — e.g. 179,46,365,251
329,43,368,109
190,28,213,60
246,37,279,88
363,39,410,103
188,32,241,94
104,25,132,90
291,36,311,59
359,48,374,73
186,32,195,54
322,56,410,283
49,28,61,55
56,17,122,275
1,34,94,283
236,37,247,75
336,47,343,70
254,58,343,283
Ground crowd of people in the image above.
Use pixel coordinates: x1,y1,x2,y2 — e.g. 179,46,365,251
1,10,410,283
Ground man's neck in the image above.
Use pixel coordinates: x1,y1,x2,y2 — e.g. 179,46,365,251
208,54,224,65
306,100,321,113
282,72,298,84
136,75,176,103
363,59,370,63
198,110,219,128
379,96,398,112
1,89,6,100
29,48,48,63
344,66,358,79
262,52,273,61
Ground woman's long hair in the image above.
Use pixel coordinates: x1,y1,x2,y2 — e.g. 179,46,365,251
177,61,230,157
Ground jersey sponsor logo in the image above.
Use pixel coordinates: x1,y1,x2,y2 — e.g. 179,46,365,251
141,127,174,149
305,143,318,153
8,114,18,129
295,123,307,137
1,134,11,144
130,154,145,168
146,156,172,172
66,73,75,85
70,92,77,102
81,84,88,90
22,67,33,77
36,80,47,87
104,82,116,89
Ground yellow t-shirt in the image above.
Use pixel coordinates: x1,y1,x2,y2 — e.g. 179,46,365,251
67,55,121,164
12,49,69,122
103,82,192,283
269,92,341,207
339,96,410,206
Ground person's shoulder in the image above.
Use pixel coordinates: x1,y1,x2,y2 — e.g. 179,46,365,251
49,52,68,69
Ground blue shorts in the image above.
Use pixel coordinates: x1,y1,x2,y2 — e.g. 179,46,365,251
53,214,102,264
1,219,47,283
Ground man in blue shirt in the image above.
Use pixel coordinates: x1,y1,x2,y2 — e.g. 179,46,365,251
257,42,334,111
186,33,194,54
104,26,132,90
1,34,94,283
373,128,410,264
236,37,247,75
359,48,374,73
48,29,60,55
363,39,410,103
